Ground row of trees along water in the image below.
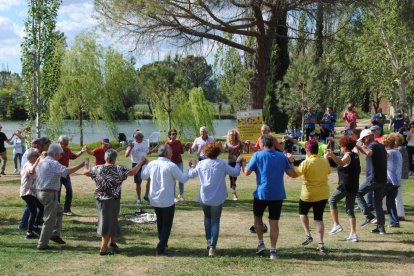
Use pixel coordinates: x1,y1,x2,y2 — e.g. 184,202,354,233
1,0,414,144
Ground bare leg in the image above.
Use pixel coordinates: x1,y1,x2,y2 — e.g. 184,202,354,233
254,215,264,241
300,215,310,236
101,235,110,252
268,219,279,249
330,208,339,225
136,182,142,200
145,180,150,198
350,218,356,235
314,220,324,244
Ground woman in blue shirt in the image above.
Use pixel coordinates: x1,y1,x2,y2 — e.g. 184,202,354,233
188,142,243,257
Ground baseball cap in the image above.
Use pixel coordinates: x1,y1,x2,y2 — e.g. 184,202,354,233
358,129,373,141
370,125,381,132
101,138,110,144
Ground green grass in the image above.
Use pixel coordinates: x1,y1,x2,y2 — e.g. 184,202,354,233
0,149,413,275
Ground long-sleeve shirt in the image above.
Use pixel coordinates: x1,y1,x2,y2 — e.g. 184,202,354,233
387,149,402,186
188,159,240,206
141,157,190,208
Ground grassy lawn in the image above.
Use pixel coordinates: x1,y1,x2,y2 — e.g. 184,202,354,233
0,148,413,275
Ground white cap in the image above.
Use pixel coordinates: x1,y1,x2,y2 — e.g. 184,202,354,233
358,129,373,141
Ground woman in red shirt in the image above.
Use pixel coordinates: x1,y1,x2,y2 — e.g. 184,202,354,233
165,129,185,201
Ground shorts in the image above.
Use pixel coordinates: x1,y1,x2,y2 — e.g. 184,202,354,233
253,198,283,220
299,199,327,221
132,163,143,184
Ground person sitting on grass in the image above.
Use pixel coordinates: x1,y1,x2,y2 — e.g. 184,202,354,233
84,149,145,255
325,136,361,242
188,142,244,257
289,140,331,252
244,135,296,260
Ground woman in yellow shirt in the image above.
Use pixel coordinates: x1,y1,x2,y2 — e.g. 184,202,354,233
290,140,331,252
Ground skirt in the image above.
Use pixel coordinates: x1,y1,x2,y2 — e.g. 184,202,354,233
96,198,121,236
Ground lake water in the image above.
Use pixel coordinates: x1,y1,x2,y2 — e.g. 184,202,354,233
0,119,236,145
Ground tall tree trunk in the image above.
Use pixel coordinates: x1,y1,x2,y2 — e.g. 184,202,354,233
315,1,324,64
249,37,270,109
399,77,408,112
79,108,83,146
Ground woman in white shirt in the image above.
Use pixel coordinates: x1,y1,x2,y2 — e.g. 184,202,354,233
12,130,25,173
125,131,149,205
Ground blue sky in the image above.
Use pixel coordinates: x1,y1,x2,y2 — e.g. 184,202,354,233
0,0,214,74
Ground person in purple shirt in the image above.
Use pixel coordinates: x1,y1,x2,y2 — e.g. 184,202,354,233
244,135,296,260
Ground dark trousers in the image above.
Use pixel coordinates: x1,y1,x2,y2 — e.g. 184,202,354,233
356,180,385,226
58,176,73,212
407,146,414,172
383,184,399,225
154,205,175,254
21,195,44,233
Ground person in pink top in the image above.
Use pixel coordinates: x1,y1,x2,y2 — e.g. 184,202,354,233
342,103,358,136
165,129,185,201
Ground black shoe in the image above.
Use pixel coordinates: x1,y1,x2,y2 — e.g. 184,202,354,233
50,236,66,244
0,171,5,175
144,195,149,202
33,227,41,234
387,223,400,228
99,251,114,256
398,217,405,221
25,232,38,239
37,245,54,250
361,215,375,227
371,226,385,235
302,235,313,245
18,225,27,231
316,243,326,252
109,243,121,253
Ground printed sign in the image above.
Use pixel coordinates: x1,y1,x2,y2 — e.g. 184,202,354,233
237,109,263,142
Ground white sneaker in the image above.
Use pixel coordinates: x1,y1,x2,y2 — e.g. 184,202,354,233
346,234,359,242
136,199,141,205
256,243,266,255
329,224,343,235
269,251,278,260
208,248,215,257
174,198,179,203
13,169,18,173
178,195,184,202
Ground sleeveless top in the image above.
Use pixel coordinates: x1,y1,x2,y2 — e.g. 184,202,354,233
337,152,361,194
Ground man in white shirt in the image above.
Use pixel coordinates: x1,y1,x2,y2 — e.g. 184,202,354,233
190,126,215,161
141,145,190,256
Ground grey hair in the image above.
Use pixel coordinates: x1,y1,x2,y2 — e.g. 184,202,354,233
158,144,172,157
200,126,208,132
48,144,64,156
262,134,274,148
26,148,39,158
261,124,270,131
105,149,118,163
58,135,69,143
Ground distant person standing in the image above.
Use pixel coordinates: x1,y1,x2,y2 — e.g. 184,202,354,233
0,124,18,175
405,122,414,176
85,138,112,166
390,109,406,132
12,130,25,173
322,107,337,134
343,104,358,136
190,126,215,161
165,129,185,202
371,107,386,135
304,107,317,141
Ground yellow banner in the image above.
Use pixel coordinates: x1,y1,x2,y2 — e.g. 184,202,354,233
237,109,263,142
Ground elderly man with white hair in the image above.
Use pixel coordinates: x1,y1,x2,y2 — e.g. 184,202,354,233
58,135,86,216
190,126,215,161
36,144,86,250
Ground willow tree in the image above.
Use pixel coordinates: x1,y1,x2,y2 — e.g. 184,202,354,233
95,0,347,113
48,31,135,145
21,0,62,138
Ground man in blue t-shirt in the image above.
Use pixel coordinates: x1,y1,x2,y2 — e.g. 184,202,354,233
244,135,296,259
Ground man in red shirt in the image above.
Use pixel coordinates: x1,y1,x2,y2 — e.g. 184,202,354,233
250,124,283,152
58,135,86,215
85,138,111,165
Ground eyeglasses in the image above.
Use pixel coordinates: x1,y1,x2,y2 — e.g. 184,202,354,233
171,133,177,136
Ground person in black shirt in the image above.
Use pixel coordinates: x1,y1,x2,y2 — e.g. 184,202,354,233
0,125,18,175
325,136,361,242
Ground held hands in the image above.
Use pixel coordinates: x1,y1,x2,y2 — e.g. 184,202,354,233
285,153,295,163
324,149,332,159
83,157,89,168
188,159,197,168
236,156,245,165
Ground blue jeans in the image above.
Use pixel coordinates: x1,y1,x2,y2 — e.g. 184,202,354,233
175,163,184,196
356,180,385,226
383,184,399,225
154,205,175,254
202,204,223,249
19,206,30,229
58,176,73,212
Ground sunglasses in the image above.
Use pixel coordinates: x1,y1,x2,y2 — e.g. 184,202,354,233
170,133,177,135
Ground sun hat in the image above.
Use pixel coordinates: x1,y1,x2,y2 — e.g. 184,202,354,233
358,129,373,141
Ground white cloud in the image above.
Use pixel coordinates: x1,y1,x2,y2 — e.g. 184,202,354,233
0,0,23,11
0,16,24,40
57,1,96,33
